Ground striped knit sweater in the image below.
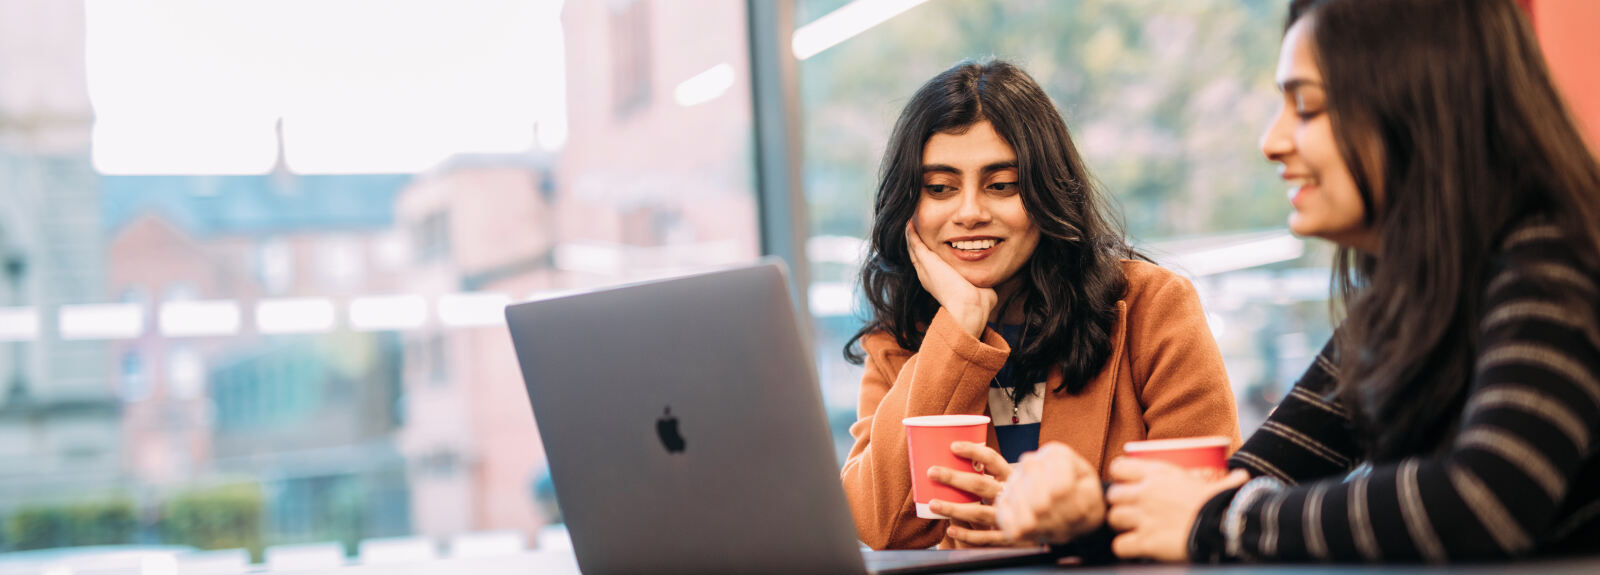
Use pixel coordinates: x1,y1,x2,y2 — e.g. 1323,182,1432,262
1189,219,1600,563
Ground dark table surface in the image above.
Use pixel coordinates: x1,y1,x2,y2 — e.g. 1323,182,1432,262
868,549,1600,575
244,549,1600,574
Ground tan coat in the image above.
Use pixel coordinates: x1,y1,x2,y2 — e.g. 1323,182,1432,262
841,260,1242,550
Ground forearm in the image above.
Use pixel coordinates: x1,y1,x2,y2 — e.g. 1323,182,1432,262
843,312,1011,548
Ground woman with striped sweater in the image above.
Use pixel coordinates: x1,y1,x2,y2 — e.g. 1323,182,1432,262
992,0,1600,563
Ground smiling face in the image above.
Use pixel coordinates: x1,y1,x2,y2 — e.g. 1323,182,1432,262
914,120,1041,293
1261,17,1381,252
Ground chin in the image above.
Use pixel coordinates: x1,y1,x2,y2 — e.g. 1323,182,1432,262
959,272,1002,289
1287,213,1318,239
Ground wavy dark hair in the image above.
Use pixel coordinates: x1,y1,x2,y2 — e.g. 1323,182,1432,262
843,60,1139,398
1287,0,1600,460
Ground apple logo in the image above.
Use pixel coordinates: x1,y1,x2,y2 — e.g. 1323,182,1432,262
656,406,686,454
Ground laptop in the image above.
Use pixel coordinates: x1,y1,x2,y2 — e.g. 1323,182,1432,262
505,260,1062,574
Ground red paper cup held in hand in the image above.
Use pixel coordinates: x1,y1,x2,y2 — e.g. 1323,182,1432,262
1122,436,1231,479
903,415,991,519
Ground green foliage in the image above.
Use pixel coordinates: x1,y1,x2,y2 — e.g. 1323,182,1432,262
162,483,264,558
4,498,136,551
797,0,1293,242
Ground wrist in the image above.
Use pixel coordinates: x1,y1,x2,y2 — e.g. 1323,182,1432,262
950,302,993,339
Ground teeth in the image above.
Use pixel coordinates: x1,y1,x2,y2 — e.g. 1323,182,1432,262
949,239,998,251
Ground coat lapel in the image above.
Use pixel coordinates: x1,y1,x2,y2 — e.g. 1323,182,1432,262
1037,300,1128,472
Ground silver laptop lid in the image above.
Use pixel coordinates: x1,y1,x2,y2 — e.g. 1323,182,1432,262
505,260,865,575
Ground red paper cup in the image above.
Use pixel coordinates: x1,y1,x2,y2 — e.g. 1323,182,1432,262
903,414,991,519
1122,436,1231,477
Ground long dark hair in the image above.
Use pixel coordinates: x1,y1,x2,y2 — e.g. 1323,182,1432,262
843,60,1137,397
1288,0,1600,460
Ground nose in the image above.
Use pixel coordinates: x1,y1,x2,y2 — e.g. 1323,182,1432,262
1260,107,1294,163
951,185,992,228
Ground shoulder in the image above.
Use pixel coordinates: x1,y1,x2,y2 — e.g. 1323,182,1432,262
1118,259,1199,307
1489,215,1599,302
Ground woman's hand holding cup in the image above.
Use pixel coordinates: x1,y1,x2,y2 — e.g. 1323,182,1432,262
925,441,1020,547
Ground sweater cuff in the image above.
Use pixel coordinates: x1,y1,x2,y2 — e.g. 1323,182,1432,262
925,307,1010,369
1187,485,1239,564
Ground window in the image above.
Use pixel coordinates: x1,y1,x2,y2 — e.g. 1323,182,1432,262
2,0,757,557
410,211,452,266
794,0,1321,449
610,0,654,119
121,351,148,402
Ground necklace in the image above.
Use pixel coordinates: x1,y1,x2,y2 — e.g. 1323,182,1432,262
991,320,1030,425
993,375,1022,424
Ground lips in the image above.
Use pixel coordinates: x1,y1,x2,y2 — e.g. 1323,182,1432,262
1284,175,1318,210
944,237,1003,262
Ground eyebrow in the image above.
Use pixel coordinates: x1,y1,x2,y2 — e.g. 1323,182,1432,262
921,161,1018,176
1278,78,1324,92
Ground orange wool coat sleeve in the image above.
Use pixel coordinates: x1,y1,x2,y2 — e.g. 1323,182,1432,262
840,260,1241,550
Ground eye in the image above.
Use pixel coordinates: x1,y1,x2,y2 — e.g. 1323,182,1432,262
923,184,954,196
1293,92,1324,120
987,181,1018,194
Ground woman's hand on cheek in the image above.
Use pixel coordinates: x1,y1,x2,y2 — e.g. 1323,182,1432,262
1104,458,1250,562
905,220,996,338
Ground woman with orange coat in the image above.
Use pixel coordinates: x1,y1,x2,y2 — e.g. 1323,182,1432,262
840,59,1241,551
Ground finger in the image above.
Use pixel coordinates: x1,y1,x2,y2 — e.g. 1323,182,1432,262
994,500,1032,541
952,442,1012,479
904,221,927,257
1104,482,1139,505
947,525,1014,548
930,467,1003,500
1222,469,1251,488
1111,532,1141,559
1105,504,1139,531
904,221,924,267
930,499,997,528
1107,456,1146,482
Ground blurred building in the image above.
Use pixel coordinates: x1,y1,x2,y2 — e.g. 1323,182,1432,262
0,0,121,511
392,154,560,540
103,170,414,546
395,0,762,543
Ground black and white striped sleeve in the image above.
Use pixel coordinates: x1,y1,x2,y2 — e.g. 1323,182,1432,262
1228,337,1363,486
1192,227,1600,563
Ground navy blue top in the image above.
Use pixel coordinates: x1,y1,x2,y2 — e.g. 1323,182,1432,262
990,324,1045,463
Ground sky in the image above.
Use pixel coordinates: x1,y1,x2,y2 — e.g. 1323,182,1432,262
84,0,568,175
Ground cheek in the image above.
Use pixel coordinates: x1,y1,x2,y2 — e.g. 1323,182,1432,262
912,207,939,246
1333,188,1367,225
